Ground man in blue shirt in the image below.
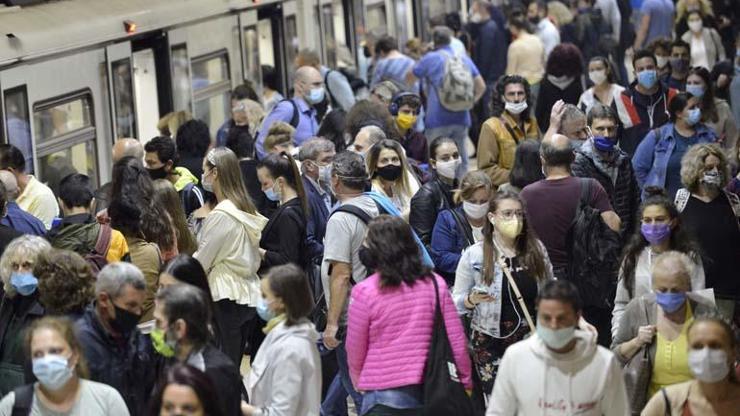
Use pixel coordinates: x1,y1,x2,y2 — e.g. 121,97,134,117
295,49,356,113
407,26,486,175
0,170,45,236
256,66,324,158
633,0,674,50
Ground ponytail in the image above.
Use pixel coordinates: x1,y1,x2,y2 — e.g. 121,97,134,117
258,152,310,216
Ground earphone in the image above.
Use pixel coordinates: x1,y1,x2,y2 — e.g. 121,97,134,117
389,92,421,116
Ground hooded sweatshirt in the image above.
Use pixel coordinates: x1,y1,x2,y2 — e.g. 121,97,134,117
193,199,268,306
246,319,322,416
487,330,628,416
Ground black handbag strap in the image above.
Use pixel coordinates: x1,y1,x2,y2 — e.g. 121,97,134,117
660,388,671,416
449,209,475,248
430,274,442,320
11,384,34,416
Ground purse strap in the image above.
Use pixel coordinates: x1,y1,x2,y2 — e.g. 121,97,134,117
660,388,672,416
498,257,536,333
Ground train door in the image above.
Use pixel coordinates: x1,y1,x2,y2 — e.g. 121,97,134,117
257,4,288,95
239,10,262,91
131,33,174,143
283,0,300,86
168,28,194,116
105,42,138,142
0,49,107,187
316,0,352,69
415,0,465,41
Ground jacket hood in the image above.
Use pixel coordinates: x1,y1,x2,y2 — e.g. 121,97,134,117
269,320,319,344
213,199,268,242
173,167,199,191
529,329,598,365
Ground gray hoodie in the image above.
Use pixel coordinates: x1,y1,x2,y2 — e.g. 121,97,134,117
246,319,322,416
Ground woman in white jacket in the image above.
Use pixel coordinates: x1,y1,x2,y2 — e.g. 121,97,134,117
194,147,268,367
244,264,321,416
611,188,704,339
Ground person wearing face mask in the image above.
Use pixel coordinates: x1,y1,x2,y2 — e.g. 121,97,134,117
577,57,625,115
295,49,356,114
685,67,739,169
389,93,428,165
453,191,553,402
642,314,740,415
299,138,337,261
681,10,726,71
431,171,492,284
0,236,50,396
613,50,679,156
478,75,541,187
675,144,740,322
611,188,705,339
144,136,204,217
648,37,673,81
526,0,560,59
256,153,309,275
0,317,129,415
664,40,693,91
152,284,242,416
256,66,324,159
243,264,321,416
572,104,640,238
74,262,156,415
410,138,460,255
535,44,586,133
487,280,629,416
633,92,718,200
193,147,268,368
366,140,420,219
611,251,717,412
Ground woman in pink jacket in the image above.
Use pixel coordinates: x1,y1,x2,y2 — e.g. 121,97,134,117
346,215,473,416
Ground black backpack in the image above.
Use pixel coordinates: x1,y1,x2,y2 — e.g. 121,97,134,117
565,179,621,308
11,384,33,416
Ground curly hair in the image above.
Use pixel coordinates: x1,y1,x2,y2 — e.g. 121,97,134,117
681,143,731,193
546,43,584,77
0,235,51,297
491,74,532,119
344,99,400,142
35,249,95,316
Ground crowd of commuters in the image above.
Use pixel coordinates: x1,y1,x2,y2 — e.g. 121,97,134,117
0,0,739,415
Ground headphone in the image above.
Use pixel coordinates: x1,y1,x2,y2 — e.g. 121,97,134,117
389,92,421,116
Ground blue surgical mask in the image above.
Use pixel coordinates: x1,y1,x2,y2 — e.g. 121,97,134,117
307,87,325,105
686,84,705,98
536,324,576,349
656,292,686,313
10,272,38,296
256,297,276,321
637,70,658,90
686,108,702,126
592,135,616,152
32,354,74,391
264,183,280,202
201,172,214,192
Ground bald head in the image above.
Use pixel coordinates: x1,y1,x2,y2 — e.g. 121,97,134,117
112,138,144,163
295,66,322,84
540,134,575,168
294,66,324,102
0,170,19,201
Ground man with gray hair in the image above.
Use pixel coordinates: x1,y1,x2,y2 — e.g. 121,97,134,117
75,262,155,416
0,170,45,236
407,25,486,175
299,137,336,259
350,125,387,156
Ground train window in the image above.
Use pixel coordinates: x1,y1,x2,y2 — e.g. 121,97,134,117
171,45,192,112
3,87,34,172
243,26,261,86
33,91,98,187
366,4,388,35
285,16,299,77
111,59,137,139
191,51,231,137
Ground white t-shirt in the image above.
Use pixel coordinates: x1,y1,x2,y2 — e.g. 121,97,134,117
471,225,484,243
690,35,709,69
0,380,130,416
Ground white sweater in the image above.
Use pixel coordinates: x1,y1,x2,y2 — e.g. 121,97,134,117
487,330,629,416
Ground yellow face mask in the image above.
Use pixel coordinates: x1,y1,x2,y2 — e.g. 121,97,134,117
396,113,417,131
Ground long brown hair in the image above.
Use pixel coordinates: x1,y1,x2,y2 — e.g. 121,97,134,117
152,179,198,255
482,191,548,284
205,147,257,214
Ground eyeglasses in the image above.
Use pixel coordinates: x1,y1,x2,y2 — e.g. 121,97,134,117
496,210,524,220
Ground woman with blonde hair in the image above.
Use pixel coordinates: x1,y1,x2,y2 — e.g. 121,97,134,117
430,171,492,284
676,143,739,321
0,235,51,395
263,121,296,155
157,110,192,138
365,139,420,218
194,147,268,366
0,317,129,415
152,179,198,255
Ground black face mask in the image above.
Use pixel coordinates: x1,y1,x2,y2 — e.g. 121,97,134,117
147,166,168,180
358,246,377,271
110,304,141,335
375,164,402,181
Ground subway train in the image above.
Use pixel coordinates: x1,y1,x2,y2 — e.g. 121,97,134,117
0,0,468,187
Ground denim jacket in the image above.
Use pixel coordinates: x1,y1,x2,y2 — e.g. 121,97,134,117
632,123,716,200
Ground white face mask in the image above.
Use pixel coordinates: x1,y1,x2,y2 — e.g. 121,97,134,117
688,20,703,33
462,201,490,220
588,70,607,85
688,347,730,383
435,158,461,180
317,163,332,184
505,100,528,115
656,56,669,69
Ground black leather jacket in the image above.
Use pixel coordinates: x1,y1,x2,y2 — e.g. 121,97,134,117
410,175,457,249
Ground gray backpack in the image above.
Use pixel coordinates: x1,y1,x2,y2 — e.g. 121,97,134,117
437,50,475,112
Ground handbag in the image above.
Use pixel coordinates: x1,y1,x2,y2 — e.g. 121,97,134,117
423,276,474,416
623,300,652,415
